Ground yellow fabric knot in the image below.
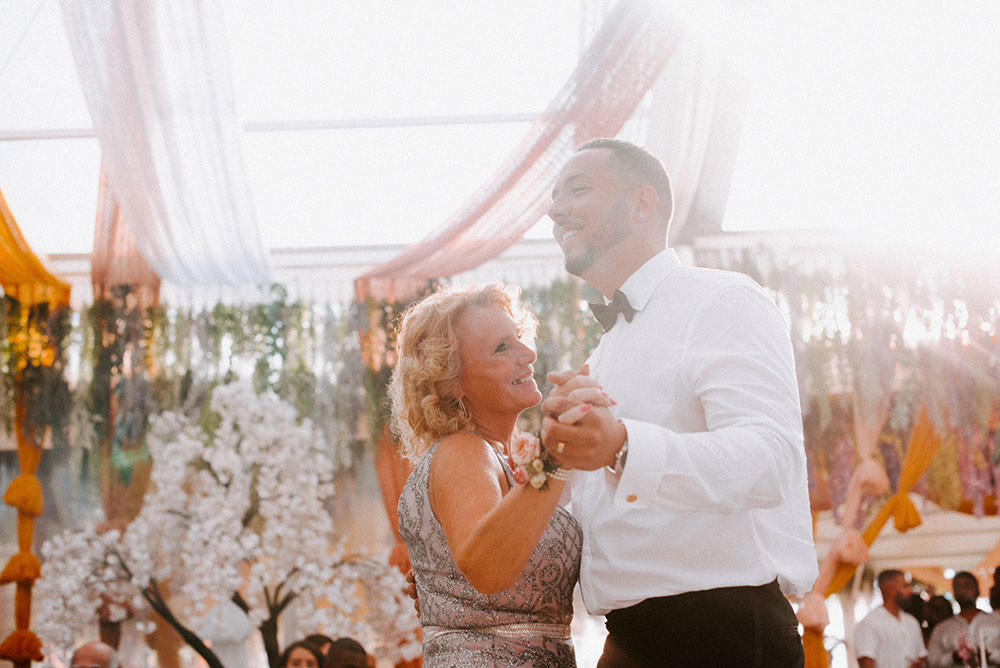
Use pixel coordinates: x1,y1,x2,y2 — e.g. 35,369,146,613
2,473,43,516
892,492,922,532
0,629,45,662
0,552,42,585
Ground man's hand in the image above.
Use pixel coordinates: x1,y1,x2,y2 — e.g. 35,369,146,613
405,568,420,617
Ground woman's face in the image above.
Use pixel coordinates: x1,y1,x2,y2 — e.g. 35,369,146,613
455,304,541,422
286,647,319,668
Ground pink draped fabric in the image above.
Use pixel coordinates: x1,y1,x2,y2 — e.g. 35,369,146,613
91,165,161,304
355,0,683,301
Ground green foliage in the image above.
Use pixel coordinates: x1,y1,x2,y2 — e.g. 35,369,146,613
519,278,603,431
3,254,996,519
2,296,74,447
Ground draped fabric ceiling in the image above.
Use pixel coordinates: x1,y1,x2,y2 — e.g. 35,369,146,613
355,0,684,302
59,0,271,286
0,192,70,308
92,165,161,302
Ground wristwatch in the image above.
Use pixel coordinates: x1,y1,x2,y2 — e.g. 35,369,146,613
606,420,629,475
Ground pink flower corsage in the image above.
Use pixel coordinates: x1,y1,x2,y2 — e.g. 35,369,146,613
507,432,570,491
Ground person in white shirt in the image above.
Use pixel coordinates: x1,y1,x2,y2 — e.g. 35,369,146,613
541,138,817,667
855,569,927,668
928,571,989,667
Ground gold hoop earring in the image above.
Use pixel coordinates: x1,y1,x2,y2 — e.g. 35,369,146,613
458,398,471,421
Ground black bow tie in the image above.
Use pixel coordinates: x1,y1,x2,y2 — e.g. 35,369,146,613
589,290,636,332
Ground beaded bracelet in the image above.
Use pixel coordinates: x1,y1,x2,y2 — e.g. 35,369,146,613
547,467,573,482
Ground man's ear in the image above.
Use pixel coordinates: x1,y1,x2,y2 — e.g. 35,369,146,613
630,184,659,224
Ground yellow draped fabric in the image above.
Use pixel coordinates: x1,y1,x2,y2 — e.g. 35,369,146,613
0,187,70,667
0,189,70,307
803,406,943,668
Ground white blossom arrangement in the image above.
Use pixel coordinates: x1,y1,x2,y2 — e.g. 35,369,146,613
34,381,420,667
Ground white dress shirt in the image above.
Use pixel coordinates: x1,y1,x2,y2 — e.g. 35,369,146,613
971,612,1000,667
570,249,818,615
928,613,992,668
855,606,927,668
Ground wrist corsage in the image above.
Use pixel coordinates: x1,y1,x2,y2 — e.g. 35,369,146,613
507,432,571,491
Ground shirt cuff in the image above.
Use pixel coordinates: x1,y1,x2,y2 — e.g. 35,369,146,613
613,418,666,507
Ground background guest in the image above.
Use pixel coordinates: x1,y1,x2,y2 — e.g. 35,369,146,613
927,571,985,667
854,569,926,668
278,640,324,668
69,641,118,668
324,637,369,668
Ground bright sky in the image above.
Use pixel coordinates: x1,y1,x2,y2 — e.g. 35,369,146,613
0,0,998,258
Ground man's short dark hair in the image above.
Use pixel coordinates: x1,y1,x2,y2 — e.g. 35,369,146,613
877,569,905,588
954,570,979,592
324,638,368,668
576,138,673,230
328,637,367,655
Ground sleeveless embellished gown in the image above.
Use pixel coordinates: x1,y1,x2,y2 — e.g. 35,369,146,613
398,443,582,667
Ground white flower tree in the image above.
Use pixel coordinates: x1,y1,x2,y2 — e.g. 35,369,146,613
34,381,421,668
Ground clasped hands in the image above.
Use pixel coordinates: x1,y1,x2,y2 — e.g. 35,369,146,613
540,364,625,471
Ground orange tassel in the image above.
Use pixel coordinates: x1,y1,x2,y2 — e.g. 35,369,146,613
3,474,43,516
0,629,44,662
16,513,34,554
0,552,41,585
15,582,32,630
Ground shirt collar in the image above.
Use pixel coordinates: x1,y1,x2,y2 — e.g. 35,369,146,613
616,249,681,312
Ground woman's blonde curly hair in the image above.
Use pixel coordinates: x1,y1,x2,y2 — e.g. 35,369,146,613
388,283,536,462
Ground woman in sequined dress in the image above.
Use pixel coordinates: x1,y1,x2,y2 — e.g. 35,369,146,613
391,284,601,667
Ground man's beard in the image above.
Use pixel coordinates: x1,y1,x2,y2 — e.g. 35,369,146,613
564,195,632,276
957,594,977,609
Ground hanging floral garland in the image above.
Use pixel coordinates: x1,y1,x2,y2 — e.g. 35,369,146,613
698,246,1000,517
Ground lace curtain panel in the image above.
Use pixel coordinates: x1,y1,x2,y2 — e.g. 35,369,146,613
60,0,271,285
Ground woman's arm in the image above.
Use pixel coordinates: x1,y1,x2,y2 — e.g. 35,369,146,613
429,431,566,594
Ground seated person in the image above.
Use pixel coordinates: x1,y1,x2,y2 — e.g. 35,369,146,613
324,637,369,668
69,642,118,668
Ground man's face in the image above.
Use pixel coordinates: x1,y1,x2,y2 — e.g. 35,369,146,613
888,574,914,607
548,148,634,278
954,575,979,608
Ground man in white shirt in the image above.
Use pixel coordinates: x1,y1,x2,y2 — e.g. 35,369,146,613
541,138,818,667
928,571,988,667
855,569,927,668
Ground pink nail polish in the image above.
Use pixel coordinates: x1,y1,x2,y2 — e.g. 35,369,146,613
581,404,592,412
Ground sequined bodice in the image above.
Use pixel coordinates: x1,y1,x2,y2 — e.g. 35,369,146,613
398,442,581,667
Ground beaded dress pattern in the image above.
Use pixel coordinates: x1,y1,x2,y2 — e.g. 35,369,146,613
398,442,581,667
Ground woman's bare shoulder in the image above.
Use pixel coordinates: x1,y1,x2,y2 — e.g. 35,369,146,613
428,432,507,513
431,432,501,473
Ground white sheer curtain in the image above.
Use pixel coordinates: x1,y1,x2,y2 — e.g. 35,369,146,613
643,25,733,241
60,0,270,285
583,1,740,242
